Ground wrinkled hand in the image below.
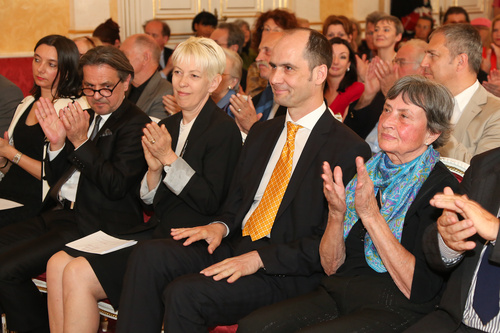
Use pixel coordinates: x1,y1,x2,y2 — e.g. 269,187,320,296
35,97,66,150
171,223,226,254
229,94,262,134
162,95,181,116
200,251,264,283
354,156,378,222
59,101,90,148
322,161,346,218
142,122,176,166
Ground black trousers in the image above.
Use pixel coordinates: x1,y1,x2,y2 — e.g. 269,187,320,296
116,237,320,333
404,310,486,333
0,209,82,332
237,274,437,333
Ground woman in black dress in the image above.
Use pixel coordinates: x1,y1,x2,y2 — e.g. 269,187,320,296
0,35,87,227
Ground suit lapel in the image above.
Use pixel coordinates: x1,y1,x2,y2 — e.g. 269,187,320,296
181,99,215,158
475,163,500,215
92,99,130,143
274,109,332,220
454,86,487,142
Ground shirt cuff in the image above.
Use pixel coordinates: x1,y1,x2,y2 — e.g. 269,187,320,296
209,221,229,237
438,232,464,265
163,157,195,195
47,144,65,161
140,171,161,205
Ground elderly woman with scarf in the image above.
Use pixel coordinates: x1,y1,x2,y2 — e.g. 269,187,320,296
237,75,460,333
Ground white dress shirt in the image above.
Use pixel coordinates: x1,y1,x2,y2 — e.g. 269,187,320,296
48,113,111,202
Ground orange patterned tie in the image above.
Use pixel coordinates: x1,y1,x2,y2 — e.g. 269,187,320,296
243,121,301,241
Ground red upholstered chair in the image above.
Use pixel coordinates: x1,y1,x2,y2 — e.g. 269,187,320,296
0,57,33,96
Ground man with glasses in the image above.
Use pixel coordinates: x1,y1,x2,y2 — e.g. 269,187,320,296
0,46,150,333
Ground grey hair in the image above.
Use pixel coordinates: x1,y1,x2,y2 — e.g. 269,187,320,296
430,24,482,74
222,48,242,90
79,45,134,82
386,75,454,149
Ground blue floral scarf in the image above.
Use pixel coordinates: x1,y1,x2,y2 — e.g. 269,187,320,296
343,146,439,272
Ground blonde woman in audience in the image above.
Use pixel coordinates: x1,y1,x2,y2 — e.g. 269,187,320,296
45,37,242,333
0,35,88,228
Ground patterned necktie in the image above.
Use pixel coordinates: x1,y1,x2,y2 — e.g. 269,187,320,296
473,243,500,324
242,121,301,241
90,115,101,140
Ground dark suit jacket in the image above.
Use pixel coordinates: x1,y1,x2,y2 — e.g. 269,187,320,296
150,98,242,237
43,99,151,236
162,47,174,68
217,109,372,288
421,147,500,328
135,71,173,120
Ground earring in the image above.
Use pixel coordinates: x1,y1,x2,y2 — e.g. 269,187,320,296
228,86,232,90
347,67,350,72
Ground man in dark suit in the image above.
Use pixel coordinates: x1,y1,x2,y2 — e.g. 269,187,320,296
116,28,372,332
143,19,174,79
406,147,500,332
0,46,150,333
229,31,286,136
121,34,173,120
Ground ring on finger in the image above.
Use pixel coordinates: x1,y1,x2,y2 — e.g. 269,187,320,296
237,108,241,112
150,139,156,144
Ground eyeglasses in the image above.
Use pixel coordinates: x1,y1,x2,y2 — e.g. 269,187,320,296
392,58,419,67
82,80,121,97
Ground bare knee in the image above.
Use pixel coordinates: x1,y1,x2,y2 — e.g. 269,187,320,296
47,251,75,284
63,257,106,300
